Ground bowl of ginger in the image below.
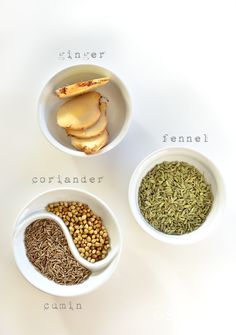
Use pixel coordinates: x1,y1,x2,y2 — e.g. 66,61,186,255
38,64,131,157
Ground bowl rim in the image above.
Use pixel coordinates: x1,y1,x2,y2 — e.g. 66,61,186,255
129,146,225,245
37,64,132,157
12,187,123,296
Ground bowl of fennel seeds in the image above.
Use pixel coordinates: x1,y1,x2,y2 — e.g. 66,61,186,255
129,147,225,244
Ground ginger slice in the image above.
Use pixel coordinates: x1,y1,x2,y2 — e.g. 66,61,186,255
57,91,101,130
55,77,110,99
71,129,109,154
66,102,108,139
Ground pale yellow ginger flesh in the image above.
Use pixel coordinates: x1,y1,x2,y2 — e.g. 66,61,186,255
71,129,109,154
57,91,101,130
66,102,107,139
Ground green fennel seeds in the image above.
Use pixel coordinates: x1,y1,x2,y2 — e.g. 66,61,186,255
138,161,214,235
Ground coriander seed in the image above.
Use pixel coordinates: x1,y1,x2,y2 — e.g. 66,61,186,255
47,201,110,262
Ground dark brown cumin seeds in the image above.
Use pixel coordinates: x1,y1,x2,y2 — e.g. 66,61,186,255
24,219,91,285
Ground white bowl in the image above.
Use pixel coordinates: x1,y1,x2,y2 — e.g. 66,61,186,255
38,64,131,157
13,188,122,297
129,147,225,245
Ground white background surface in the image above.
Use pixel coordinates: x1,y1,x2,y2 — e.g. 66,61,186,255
0,0,235,334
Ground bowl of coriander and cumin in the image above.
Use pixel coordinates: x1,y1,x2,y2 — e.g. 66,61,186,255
129,147,225,244
12,188,122,297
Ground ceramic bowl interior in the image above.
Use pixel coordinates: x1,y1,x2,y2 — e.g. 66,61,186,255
38,64,131,157
13,188,122,296
129,147,225,244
